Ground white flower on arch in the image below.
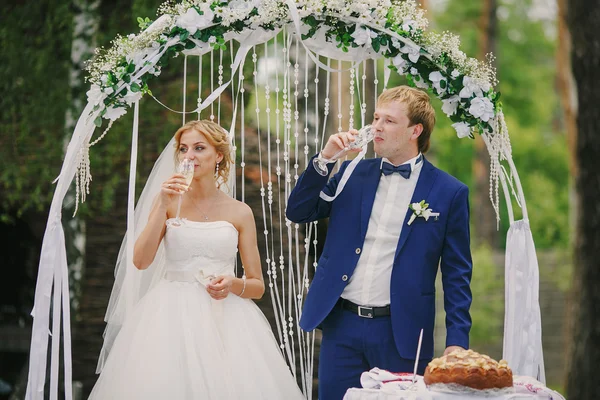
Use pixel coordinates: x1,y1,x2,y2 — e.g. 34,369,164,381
350,25,378,47
469,97,495,122
429,71,447,95
452,121,472,139
459,76,491,99
442,96,460,116
176,6,214,35
400,42,421,63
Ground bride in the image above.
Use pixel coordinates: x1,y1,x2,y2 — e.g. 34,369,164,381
89,120,304,399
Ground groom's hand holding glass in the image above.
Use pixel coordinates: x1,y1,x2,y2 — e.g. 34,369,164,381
320,129,361,160
314,126,374,176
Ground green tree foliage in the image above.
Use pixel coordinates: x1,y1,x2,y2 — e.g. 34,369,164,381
463,244,503,349
0,2,74,220
425,0,567,250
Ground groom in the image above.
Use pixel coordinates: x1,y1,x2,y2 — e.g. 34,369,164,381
286,86,473,399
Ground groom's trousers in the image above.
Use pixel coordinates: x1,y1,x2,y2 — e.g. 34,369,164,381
318,300,430,400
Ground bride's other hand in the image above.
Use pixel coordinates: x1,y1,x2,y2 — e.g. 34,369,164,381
159,174,189,205
207,275,234,300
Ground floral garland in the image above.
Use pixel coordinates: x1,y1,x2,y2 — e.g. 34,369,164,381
86,0,499,137
82,0,510,220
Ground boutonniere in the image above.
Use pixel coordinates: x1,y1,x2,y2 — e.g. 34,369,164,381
408,200,440,225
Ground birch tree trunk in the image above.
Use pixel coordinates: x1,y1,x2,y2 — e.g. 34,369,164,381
473,0,499,246
64,0,100,315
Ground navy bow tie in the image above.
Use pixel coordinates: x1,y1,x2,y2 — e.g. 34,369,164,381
381,155,422,178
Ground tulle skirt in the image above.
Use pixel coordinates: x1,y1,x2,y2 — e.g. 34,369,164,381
89,279,304,400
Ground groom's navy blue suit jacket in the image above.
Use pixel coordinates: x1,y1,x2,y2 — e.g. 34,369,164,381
286,155,473,360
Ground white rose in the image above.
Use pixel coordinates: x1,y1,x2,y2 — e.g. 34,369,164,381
86,84,105,106
459,76,485,98
429,71,447,95
126,50,146,68
441,96,460,116
176,6,214,35
468,97,495,122
104,106,127,121
123,88,143,105
451,69,460,79
351,25,377,46
452,122,472,139
392,54,407,73
400,42,421,63
411,202,423,214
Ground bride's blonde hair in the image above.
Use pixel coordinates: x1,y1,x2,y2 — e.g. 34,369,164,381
173,120,233,187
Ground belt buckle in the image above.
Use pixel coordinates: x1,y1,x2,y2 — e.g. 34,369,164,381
357,305,374,318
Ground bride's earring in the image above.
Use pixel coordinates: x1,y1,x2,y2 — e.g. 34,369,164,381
215,161,219,179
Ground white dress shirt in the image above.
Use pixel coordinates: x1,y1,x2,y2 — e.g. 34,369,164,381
341,153,423,307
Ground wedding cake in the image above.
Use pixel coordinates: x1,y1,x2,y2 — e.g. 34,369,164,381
423,349,513,390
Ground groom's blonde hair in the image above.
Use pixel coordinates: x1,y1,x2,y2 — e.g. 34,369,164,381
173,120,232,186
377,86,436,153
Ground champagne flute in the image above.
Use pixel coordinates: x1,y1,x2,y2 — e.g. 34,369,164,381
180,159,194,190
172,159,194,226
313,125,374,176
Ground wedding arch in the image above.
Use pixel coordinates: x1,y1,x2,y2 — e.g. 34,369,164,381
26,1,545,399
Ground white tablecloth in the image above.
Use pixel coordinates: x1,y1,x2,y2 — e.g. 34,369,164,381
343,374,565,400
344,388,541,400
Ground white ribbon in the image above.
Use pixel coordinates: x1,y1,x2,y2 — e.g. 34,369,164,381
503,220,545,383
26,102,99,400
319,145,368,202
125,101,140,313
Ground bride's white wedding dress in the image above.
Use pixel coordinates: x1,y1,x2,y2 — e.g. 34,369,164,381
89,219,304,400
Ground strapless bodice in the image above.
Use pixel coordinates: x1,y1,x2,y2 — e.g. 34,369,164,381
163,218,238,280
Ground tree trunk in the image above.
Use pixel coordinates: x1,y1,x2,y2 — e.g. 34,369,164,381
556,0,578,250
557,0,578,387
565,1,600,398
557,0,577,179
473,0,499,246
64,0,101,315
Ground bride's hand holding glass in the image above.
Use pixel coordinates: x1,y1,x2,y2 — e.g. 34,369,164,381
159,174,189,205
162,158,195,225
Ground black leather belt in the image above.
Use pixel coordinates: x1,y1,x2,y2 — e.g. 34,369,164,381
339,298,391,318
